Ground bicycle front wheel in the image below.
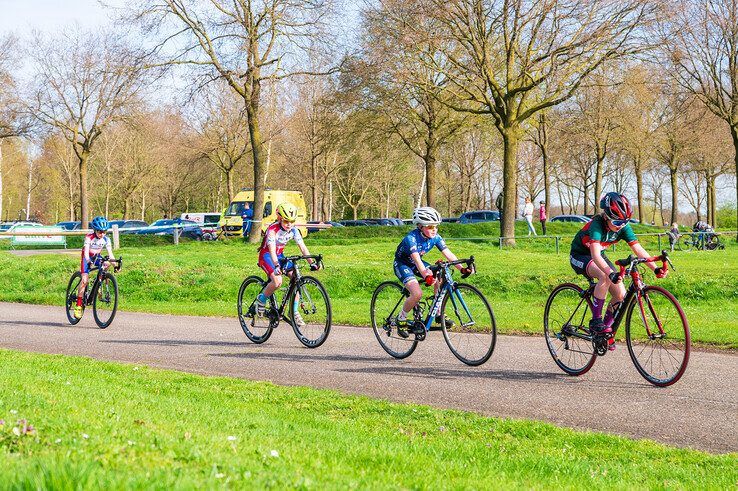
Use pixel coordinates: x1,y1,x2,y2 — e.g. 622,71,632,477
543,283,596,376
440,283,496,366
625,286,690,387
290,276,332,348
677,236,692,252
237,276,275,344
93,272,119,328
370,281,418,359
65,272,84,325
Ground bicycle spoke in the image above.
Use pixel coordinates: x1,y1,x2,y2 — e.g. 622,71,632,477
291,278,331,348
544,284,596,376
442,284,496,366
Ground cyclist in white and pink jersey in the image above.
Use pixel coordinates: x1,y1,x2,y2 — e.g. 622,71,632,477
74,216,115,319
254,203,318,323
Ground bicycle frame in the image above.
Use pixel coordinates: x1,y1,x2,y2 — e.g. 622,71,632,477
83,257,122,306
561,252,672,343
268,255,322,322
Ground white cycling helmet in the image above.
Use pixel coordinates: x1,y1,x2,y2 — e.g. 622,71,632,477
412,207,442,226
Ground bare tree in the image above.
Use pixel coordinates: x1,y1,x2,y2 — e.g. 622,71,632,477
664,0,738,237
133,0,335,241
29,28,149,226
426,0,655,244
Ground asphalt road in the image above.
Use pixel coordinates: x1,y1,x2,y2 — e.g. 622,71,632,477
0,302,735,454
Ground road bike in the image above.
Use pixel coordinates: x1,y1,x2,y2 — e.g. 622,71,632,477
65,256,122,329
677,231,725,251
370,257,496,366
543,251,690,387
237,255,331,348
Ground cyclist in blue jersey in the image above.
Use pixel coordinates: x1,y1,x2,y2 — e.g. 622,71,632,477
570,193,667,346
393,207,472,333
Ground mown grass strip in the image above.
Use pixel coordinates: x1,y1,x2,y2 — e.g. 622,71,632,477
0,349,735,489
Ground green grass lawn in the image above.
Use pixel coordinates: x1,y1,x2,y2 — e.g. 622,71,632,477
1,349,735,488
0,225,736,348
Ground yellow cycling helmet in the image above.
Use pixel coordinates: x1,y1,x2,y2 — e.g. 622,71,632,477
276,202,298,222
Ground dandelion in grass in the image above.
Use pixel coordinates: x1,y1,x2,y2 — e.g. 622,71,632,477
270,450,279,458
82,433,89,439
227,435,236,442
9,409,17,415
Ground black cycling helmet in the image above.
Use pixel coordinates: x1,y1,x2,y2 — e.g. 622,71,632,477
599,192,632,221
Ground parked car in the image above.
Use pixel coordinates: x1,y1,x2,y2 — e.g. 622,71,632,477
459,210,500,224
134,219,203,240
55,221,82,231
550,214,591,223
442,217,459,223
306,221,344,233
365,218,403,226
0,221,45,239
108,220,149,233
339,220,374,227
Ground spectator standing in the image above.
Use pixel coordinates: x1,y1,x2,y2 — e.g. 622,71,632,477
539,201,547,235
668,222,680,251
523,197,537,236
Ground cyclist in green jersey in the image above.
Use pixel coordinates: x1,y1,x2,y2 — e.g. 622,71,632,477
570,193,668,344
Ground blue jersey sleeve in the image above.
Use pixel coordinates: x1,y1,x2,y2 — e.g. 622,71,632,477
435,235,447,252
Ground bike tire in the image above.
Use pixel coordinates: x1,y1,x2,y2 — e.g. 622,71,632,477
290,276,332,348
93,272,119,329
440,283,496,366
370,281,418,359
65,271,84,325
543,283,597,376
677,236,692,252
237,276,275,344
625,285,690,387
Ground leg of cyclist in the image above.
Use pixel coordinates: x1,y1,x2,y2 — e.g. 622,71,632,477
585,260,613,334
255,253,283,316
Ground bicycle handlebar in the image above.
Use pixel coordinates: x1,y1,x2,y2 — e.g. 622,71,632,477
429,256,475,276
282,254,324,269
101,256,123,272
616,250,673,278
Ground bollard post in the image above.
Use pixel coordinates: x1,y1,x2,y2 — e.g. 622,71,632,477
112,224,120,250
555,236,559,254
174,227,180,246
657,234,661,250
499,237,503,250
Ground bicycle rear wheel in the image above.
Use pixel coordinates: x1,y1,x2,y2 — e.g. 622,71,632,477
93,272,119,329
440,283,496,366
370,281,418,359
65,272,84,325
625,286,690,387
237,276,275,344
290,276,332,348
543,283,596,376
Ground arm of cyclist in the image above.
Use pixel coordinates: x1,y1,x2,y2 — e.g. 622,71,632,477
440,248,473,278
297,240,320,270
83,237,92,264
630,242,667,277
411,252,434,284
588,241,620,283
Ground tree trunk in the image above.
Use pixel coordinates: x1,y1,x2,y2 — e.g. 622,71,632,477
730,125,738,240
583,179,590,216
669,164,678,225
26,160,32,220
542,146,550,215
123,197,130,220
705,174,712,226
311,152,318,221
634,157,644,223
79,150,90,227
425,142,437,208
501,128,520,245
225,168,234,204
246,98,266,243
594,143,605,207
352,205,358,220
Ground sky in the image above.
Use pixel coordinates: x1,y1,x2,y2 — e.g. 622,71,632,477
0,0,117,34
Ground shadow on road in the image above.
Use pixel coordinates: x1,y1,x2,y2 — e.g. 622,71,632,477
103,339,246,348
0,319,91,329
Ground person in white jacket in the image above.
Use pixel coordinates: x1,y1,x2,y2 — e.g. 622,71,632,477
523,197,537,236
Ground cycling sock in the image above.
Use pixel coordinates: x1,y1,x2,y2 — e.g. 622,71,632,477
591,296,605,320
398,310,409,321
257,293,268,304
76,295,83,307
604,301,621,327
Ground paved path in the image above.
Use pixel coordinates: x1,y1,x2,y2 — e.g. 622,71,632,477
0,302,735,454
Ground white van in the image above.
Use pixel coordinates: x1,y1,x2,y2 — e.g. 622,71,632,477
180,213,222,226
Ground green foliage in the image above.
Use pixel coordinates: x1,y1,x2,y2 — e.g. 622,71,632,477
0,350,735,488
716,205,737,229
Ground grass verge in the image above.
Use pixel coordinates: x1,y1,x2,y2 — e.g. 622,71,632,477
0,349,735,488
